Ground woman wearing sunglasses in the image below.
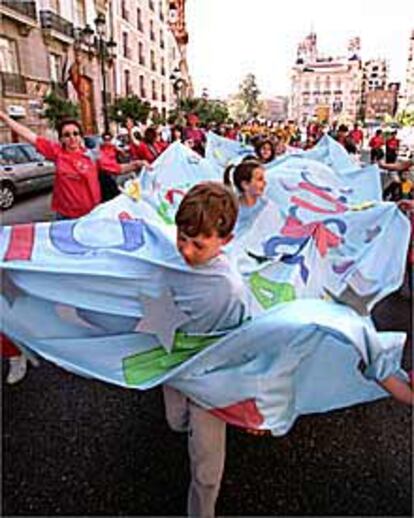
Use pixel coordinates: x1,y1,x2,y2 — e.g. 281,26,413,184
0,112,145,219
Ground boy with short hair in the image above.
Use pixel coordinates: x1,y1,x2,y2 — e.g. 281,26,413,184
164,181,249,518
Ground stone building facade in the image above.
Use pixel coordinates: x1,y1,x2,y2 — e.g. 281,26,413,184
0,0,192,142
290,33,363,124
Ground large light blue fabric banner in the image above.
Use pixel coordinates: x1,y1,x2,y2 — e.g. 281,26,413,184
0,136,410,435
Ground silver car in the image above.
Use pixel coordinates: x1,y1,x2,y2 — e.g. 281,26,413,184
0,143,55,210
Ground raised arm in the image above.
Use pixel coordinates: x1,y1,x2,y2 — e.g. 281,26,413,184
0,111,37,146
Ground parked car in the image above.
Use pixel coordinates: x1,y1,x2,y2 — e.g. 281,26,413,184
0,143,55,210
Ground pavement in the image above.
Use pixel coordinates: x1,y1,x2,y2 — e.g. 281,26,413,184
2,279,412,516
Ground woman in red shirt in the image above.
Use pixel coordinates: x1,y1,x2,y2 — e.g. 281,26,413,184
0,113,145,216
0,112,100,219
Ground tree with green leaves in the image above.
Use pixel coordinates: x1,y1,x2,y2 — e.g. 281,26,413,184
168,97,229,126
238,73,261,120
108,95,152,125
42,90,79,129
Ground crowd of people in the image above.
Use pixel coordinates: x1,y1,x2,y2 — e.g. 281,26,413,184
1,107,413,518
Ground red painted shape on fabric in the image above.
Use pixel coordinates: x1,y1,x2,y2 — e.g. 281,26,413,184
4,224,35,261
281,215,341,257
0,334,21,358
165,188,185,205
292,182,347,215
209,398,264,429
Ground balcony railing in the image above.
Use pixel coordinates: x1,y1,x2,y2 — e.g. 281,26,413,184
2,1,37,21
1,72,27,94
40,10,74,39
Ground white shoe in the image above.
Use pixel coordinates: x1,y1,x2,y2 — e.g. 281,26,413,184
6,355,28,384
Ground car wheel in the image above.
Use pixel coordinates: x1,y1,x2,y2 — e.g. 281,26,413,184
0,182,16,210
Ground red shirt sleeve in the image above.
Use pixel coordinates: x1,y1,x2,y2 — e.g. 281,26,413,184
35,136,62,162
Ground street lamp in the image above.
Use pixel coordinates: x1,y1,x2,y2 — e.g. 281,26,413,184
169,66,186,109
76,13,116,133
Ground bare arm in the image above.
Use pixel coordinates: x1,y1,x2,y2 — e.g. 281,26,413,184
0,111,37,146
379,375,414,406
119,160,151,174
378,160,413,172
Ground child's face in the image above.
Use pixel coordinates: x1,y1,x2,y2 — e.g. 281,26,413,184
242,167,267,199
259,143,273,161
176,228,232,267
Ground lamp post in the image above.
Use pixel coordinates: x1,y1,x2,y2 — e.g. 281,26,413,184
76,13,116,133
169,66,186,110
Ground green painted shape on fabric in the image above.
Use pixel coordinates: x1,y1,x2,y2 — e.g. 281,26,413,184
157,201,174,225
122,331,219,386
249,272,296,309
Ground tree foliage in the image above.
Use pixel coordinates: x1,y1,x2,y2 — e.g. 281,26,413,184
168,97,229,126
42,90,79,129
108,95,152,125
237,73,261,120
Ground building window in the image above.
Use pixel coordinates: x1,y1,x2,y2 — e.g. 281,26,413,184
159,1,164,21
161,57,165,76
139,42,145,65
122,32,128,58
150,20,155,41
124,69,131,95
139,75,146,98
50,53,62,83
137,8,143,31
149,0,155,11
0,37,19,74
159,29,164,49
150,49,156,71
74,0,86,27
152,79,157,100
161,83,166,102
121,0,129,21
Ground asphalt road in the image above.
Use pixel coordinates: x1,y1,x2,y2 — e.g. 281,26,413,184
2,191,413,517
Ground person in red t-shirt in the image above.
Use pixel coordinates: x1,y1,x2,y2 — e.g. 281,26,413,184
385,131,400,164
349,123,364,150
132,127,166,164
98,132,150,202
0,112,100,218
369,129,385,163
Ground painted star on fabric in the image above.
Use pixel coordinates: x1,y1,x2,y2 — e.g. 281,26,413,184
136,288,190,353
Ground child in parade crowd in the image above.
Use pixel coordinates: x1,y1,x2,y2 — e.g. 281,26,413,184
163,181,248,518
223,160,267,210
254,138,276,164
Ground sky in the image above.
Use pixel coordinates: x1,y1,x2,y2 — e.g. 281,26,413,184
186,0,414,99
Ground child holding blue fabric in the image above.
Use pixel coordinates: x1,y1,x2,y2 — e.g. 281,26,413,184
163,181,249,518
165,180,413,518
